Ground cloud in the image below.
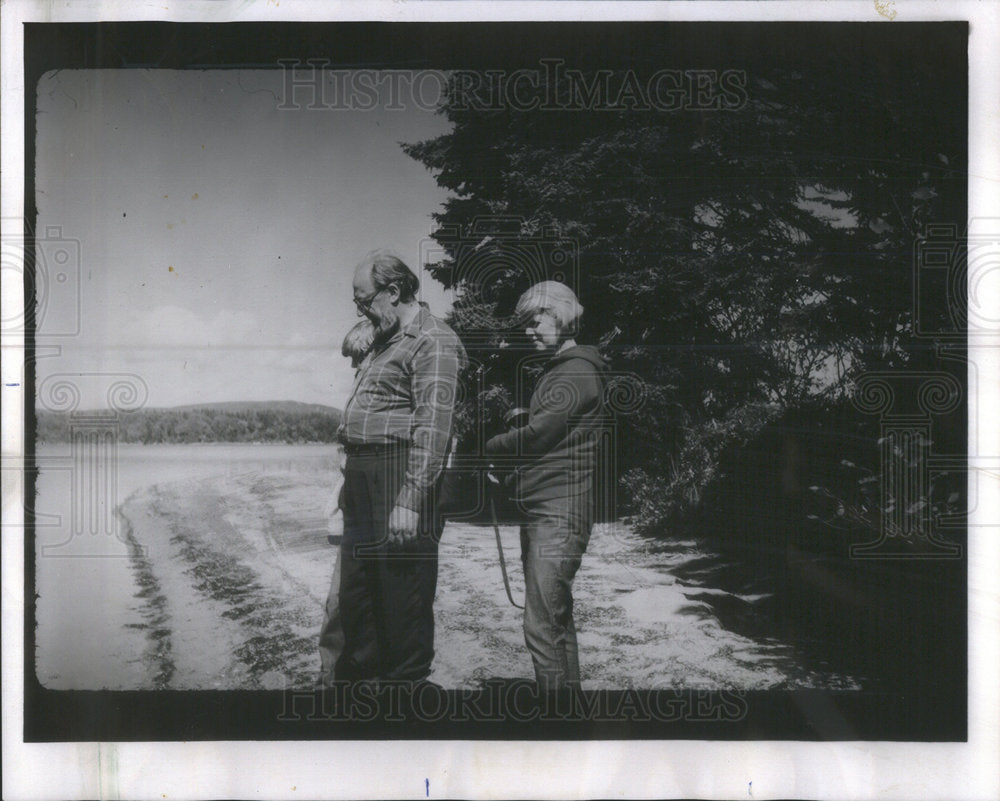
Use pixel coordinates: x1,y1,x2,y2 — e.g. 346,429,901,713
121,305,260,347
37,344,352,410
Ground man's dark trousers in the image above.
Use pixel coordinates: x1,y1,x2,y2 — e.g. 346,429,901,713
334,446,441,682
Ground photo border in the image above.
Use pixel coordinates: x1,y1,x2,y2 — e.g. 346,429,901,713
3,2,997,800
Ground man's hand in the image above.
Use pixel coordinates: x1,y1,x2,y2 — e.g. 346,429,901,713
388,504,420,546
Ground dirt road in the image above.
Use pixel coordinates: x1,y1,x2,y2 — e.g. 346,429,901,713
118,467,859,691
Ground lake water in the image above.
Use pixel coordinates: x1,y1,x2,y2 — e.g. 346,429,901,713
33,442,341,689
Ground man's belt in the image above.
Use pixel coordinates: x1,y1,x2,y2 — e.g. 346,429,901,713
342,441,409,456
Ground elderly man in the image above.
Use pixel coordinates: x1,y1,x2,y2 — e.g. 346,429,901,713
331,251,465,685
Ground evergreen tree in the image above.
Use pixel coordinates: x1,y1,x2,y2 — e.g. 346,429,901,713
403,26,966,533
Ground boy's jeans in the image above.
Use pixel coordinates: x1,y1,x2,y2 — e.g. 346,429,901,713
519,511,592,692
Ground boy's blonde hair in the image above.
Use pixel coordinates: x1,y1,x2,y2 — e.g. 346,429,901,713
342,320,375,367
514,280,584,331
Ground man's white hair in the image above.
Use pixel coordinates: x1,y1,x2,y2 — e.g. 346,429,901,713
514,280,584,331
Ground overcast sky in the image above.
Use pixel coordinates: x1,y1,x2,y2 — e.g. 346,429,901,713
35,69,453,410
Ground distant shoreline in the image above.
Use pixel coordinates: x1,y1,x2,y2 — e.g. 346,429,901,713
35,400,343,444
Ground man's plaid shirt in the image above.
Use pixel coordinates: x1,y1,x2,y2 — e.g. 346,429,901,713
339,306,467,511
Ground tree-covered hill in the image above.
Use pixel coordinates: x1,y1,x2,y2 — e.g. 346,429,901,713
36,401,342,444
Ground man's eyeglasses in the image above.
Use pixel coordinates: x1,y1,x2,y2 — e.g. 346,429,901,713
353,286,386,313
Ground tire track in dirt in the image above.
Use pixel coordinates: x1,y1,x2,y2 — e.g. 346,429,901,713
121,486,249,688
152,482,320,688
118,502,174,689
119,479,322,689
